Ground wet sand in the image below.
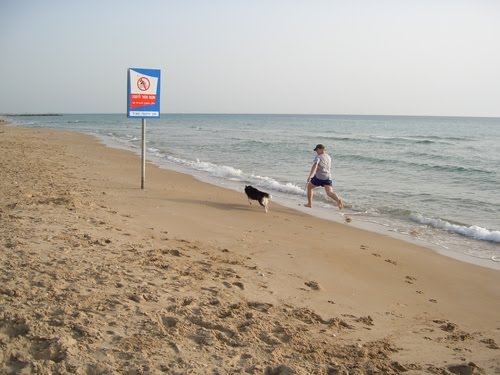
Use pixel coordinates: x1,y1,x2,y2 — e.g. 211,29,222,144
1,122,499,374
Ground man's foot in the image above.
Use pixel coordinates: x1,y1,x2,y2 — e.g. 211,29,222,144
337,199,343,210
303,203,312,208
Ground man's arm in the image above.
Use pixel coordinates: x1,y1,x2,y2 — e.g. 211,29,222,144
307,162,318,182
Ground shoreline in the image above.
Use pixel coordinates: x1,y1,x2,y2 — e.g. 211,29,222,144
98,132,500,272
2,122,500,373
5,113,500,269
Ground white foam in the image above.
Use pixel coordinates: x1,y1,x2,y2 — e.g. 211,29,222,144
248,175,304,195
164,155,304,196
166,156,243,179
411,213,500,243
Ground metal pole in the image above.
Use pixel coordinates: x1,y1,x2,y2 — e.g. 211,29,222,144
141,118,146,189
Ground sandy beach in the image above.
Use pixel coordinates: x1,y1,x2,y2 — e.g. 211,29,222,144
1,122,499,374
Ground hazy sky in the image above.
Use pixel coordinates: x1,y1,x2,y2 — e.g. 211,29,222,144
1,0,499,116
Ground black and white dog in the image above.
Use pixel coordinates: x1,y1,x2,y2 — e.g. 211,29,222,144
244,185,272,213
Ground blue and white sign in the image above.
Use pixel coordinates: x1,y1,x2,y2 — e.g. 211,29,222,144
127,68,161,118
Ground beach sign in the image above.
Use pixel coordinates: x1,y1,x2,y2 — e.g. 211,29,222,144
127,68,161,189
127,68,161,118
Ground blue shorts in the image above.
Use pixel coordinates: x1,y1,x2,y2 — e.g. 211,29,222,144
311,176,332,187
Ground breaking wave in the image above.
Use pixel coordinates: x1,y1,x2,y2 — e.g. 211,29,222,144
411,213,500,243
164,155,304,196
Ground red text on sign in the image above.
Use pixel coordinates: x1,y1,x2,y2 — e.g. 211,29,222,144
130,94,156,109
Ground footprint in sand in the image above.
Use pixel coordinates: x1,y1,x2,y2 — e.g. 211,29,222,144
371,252,381,258
201,286,219,295
385,259,398,265
355,315,374,326
248,301,273,313
438,321,458,332
169,342,180,353
161,316,179,329
480,338,500,349
405,275,417,284
447,363,480,374
304,281,322,291
232,281,244,290
167,249,182,257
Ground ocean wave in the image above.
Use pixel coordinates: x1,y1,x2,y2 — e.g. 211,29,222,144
16,121,36,125
371,135,471,143
166,156,243,179
313,133,473,146
164,155,304,196
341,153,495,175
148,147,161,153
369,135,451,145
125,134,140,142
234,139,274,150
411,213,500,243
249,175,304,195
316,135,361,142
428,164,495,175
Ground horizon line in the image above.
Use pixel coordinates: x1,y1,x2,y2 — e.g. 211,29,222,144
2,112,500,120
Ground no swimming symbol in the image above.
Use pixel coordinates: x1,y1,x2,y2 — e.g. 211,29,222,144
137,77,150,91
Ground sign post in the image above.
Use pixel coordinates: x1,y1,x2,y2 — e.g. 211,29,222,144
127,68,161,189
141,118,146,189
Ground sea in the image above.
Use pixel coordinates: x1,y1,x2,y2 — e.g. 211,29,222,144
4,113,500,270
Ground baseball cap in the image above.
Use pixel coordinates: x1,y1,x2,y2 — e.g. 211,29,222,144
313,144,325,151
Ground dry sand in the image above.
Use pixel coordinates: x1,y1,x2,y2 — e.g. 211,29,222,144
1,122,499,374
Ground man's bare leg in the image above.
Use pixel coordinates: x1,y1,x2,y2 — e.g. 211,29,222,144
325,186,343,210
304,182,315,207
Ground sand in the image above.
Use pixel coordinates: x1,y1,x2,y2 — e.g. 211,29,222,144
1,122,499,374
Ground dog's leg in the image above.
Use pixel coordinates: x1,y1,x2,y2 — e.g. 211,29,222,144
261,197,268,213
248,199,252,205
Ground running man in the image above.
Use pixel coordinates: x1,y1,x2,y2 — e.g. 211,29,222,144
304,144,343,210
